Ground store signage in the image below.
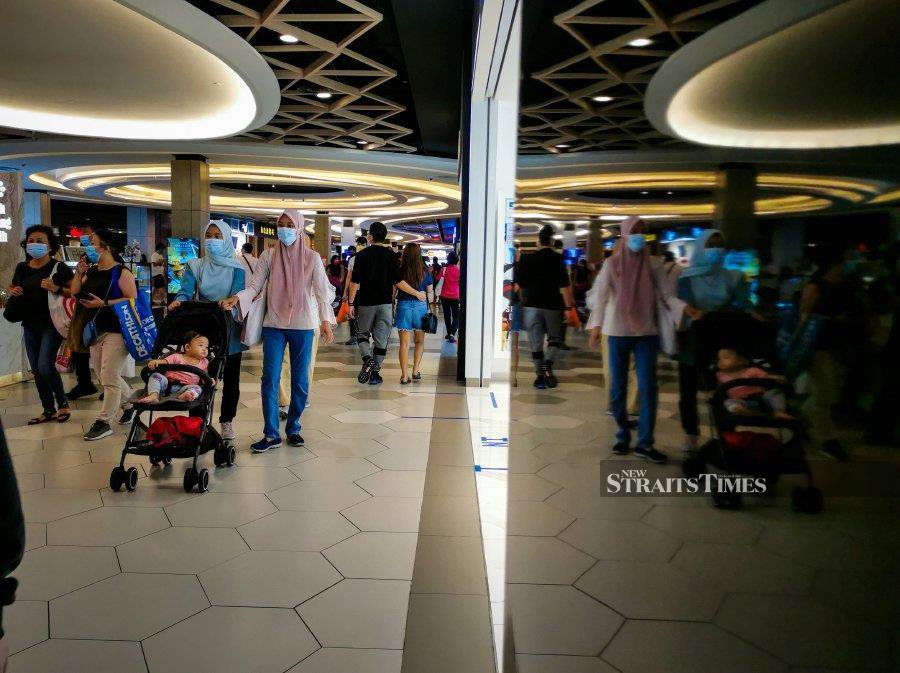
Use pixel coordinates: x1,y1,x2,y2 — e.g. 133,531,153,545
257,223,276,238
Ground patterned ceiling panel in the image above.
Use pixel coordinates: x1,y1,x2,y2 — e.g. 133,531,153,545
186,0,417,152
520,0,765,154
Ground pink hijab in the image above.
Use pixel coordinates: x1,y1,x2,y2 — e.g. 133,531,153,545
608,216,655,332
267,209,318,328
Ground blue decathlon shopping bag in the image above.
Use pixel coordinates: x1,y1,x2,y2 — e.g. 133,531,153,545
113,290,158,361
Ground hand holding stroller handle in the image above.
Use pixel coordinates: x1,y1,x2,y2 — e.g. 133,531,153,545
140,363,215,388
712,377,793,403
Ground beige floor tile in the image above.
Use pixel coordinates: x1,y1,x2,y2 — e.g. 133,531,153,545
322,423,392,440
269,480,371,511
289,455,379,482
13,450,91,474
116,526,248,573
307,437,393,458
811,567,900,625
2,600,48,654
205,465,298,493
15,545,119,601
642,504,763,544
9,639,147,673
357,470,426,497
507,501,574,536
100,481,197,508
672,542,814,594
410,536,487,595
46,505,169,546
24,522,46,551
755,520,851,569
507,536,595,584
44,462,146,490
15,473,44,493
369,445,430,471
401,594,493,673
233,443,316,467
376,432,432,452
287,648,401,673
165,492,276,527
333,410,399,424
425,442,475,466
50,572,207,640
238,510,358,551
559,518,681,562
516,655,619,673
324,532,417,580
342,497,423,532
507,474,562,501
418,496,480,536
144,606,318,673
423,465,476,497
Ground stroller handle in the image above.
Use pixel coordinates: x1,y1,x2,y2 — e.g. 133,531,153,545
712,377,792,403
141,363,215,388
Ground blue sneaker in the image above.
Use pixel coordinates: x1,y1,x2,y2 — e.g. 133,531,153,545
251,436,282,453
533,376,547,390
368,371,383,386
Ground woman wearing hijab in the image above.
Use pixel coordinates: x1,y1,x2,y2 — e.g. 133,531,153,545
587,217,695,463
170,220,247,442
222,210,336,453
676,229,751,453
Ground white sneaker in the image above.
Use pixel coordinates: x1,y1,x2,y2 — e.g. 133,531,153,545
221,421,235,441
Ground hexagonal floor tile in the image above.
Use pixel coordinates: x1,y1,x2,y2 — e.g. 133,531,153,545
268,480,371,512
144,606,318,673
43,462,146,490
507,501,574,536
559,518,681,562
234,444,315,467
604,621,786,673
200,551,341,607
100,482,197,508
16,473,44,493
755,520,850,570
15,546,119,601
24,523,46,551
205,465,298,493
117,526,248,573
2,600,47,654
342,497,422,532
368,446,429,471
322,424,392,440
9,639,147,673
507,584,622,656
642,505,763,544
288,456,379,482
576,560,724,620
507,474,562,501
297,579,410,649
165,492,276,527
238,510,358,551
50,573,207,640
349,390,406,400
516,654,618,673
333,410,399,424
287,648,401,673
323,532,417,580
671,542,813,594
307,437,392,458
20,488,101,523
545,488,654,520
506,537,595,584
356,470,425,498
46,505,169,546
716,593,890,670
520,415,584,430
512,394,566,405
375,433,431,451
13,450,92,474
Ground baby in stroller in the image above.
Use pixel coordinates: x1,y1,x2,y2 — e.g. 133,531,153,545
715,348,795,421
138,331,209,404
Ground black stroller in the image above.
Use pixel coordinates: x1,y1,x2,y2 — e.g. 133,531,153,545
109,302,236,494
680,312,823,513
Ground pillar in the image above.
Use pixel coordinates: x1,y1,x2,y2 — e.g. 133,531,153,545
23,190,52,228
312,212,329,259
341,219,356,249
0,171,26,384
170,155,209,239
586,217,604,267
714,163,757,250
126,206,154,263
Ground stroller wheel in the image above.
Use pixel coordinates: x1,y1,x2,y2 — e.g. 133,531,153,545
183,468,197,493
125,467,139,492
711,481,742,510
197,468,210,493
682,455,704,479
109,466,126,492
213,448,224,468
227,445,236,467
791,486,824,514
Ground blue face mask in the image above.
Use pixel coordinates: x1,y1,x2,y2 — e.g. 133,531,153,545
26,243,49,259
205,238,229,257
626,234,646,253
704,247,725,264
277,227,298,246
79,235,91,246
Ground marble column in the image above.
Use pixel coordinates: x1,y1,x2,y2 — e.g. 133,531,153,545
714,163,757,250
0,171,26,384
586,217,604,267
23,190,52,228
170,155,209,240
312,213,330,260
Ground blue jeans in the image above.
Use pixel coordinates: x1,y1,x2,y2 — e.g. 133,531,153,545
23,326,67,415
607,335,659,448
262,327,314,439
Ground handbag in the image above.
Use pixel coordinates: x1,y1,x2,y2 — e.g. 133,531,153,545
48,262,76,339
112,291,158,361
3,296,25,323
421,311,438,334
55,344,73,373
82,265,121,348
336,300,351,324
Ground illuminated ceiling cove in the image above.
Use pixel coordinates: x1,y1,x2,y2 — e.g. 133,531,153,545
0,0,279,140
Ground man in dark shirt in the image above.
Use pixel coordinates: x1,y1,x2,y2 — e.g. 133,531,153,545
348,222,425,385
515,225,574,389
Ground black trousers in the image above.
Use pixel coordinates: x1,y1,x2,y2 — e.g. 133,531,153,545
219,352,243,423
441,298,460,337
678,362,700,437
72,350,93,387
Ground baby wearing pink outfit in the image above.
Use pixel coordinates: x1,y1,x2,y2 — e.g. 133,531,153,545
139,333,209,403
715,348,794,420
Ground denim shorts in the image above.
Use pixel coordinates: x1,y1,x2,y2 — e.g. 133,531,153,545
394,300,427,331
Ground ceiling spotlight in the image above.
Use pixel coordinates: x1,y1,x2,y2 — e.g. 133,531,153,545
279,34,299,44
356,139,367,145
555,143,570,149
640,190,649,195
315,91,332,100
628,38,653,47
666,191,673,195
592,95,614,103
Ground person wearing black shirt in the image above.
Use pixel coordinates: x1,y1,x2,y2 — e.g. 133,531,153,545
7,225,74,423
67,224,100,400
0,420,25,673
348,222,425,385
515,225,574,389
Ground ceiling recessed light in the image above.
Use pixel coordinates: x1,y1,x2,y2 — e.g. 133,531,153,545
279,34,299,44
315,91,332,100
592,95,613,103
640,190,649,195
555,143,570,148
667,191,673,195
629,38,653,47
356,139,367,145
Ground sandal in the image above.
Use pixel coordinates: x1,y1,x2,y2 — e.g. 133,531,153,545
55,409,71,423
400,377,412,385
412,372,422,381
28,412,56,425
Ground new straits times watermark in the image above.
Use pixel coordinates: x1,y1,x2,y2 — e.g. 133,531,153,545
607,468,767,496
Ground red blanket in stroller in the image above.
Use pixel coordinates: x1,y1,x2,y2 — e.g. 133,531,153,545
146,416,204,450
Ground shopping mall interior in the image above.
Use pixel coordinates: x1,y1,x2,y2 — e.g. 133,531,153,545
0,1,898,672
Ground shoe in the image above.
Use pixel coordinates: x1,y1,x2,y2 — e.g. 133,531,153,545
279,407,288,420
448,335,456,343
118,408,137,425
344,338,356,346
400,377,411,385
558,343,572,351
84,420,113,441
412,371,421,381
220,421,235,441
251,436,282,453
67,383,98,400
540,361,558,388
99,392,104,402
819,439,849,462
368,371,383,386
612,442,631,455
358,356,376,383
287,434,304,447
635,446,668,464
533,376,547,390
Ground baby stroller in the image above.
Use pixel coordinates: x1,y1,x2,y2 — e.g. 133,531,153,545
680,312,823,514
109,302,236,494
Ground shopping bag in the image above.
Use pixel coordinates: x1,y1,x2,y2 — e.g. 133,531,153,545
55,345,72,373
241,295,265,347
564,306,581,329
146,416,204,450
336,300,351,324
112,291,157,361
48,262,76,339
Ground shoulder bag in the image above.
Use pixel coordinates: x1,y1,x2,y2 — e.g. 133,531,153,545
82,266,121,348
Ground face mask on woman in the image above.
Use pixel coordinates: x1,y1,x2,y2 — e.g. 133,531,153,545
626,234,646,253
26,242,49,259
704,247,725,264
277,227,298,246
205,239,229,257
